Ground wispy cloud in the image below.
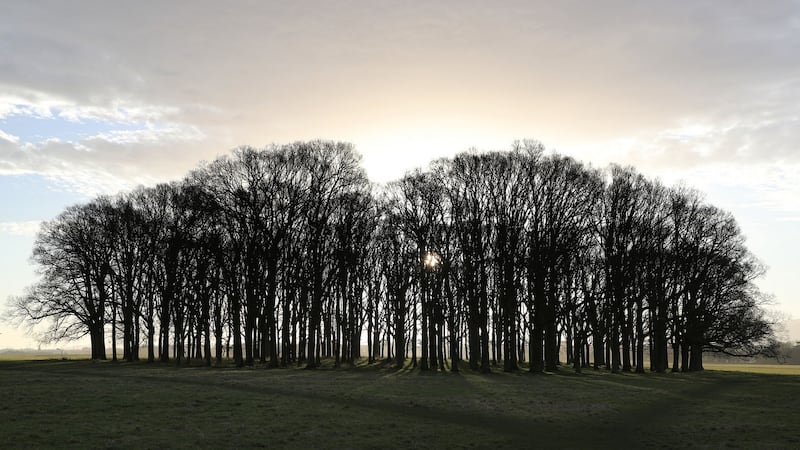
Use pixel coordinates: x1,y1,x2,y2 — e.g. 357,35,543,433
0,98,213,195
86,124,204,146
0,130,212,196
0,129,19,144
0,221,42,237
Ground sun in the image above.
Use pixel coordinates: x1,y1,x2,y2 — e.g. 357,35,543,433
423,252,440,269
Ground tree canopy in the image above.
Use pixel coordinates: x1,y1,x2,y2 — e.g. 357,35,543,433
9,140,777,372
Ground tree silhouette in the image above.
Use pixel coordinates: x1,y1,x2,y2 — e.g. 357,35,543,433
9,140,777,372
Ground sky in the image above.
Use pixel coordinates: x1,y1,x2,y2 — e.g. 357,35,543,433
1,1,799,348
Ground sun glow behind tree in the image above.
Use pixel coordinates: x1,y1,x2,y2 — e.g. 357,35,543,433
423,252,440,270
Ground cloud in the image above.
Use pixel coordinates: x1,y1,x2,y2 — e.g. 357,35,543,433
86,123,204,146
0,129,18,144
0,119,213,196
1,2,797,136
0,0,799,323
0,221,42,237
0,1,799,194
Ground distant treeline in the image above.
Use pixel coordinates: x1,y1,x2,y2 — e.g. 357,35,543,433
11,140,776,373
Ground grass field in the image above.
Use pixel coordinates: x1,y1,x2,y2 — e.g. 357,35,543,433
1,359,798,449
704,363,800,375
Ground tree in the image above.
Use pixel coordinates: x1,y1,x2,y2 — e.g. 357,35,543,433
292,141,371,369
9,139,777,373
13,200,116,359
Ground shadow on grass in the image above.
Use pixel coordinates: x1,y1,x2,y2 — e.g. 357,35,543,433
3,359,800,448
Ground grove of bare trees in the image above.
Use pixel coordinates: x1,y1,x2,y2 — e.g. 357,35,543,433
10,140,777,373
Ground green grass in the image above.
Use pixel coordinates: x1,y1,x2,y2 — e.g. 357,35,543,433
1,359,798,449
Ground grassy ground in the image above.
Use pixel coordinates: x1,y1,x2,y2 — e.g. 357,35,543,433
0,353,91,361
0,359,798,449
704,363,800,375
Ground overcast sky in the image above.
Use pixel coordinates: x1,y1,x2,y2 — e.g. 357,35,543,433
1,1,799,348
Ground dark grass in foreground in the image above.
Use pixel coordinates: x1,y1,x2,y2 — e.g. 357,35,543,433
1,360,798,449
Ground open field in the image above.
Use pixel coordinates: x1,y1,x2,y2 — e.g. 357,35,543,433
704,363,800,376
0,353,91,361
1,360,799,449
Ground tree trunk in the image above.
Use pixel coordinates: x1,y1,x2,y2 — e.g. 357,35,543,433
635,299,645,373
395,290,406,366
